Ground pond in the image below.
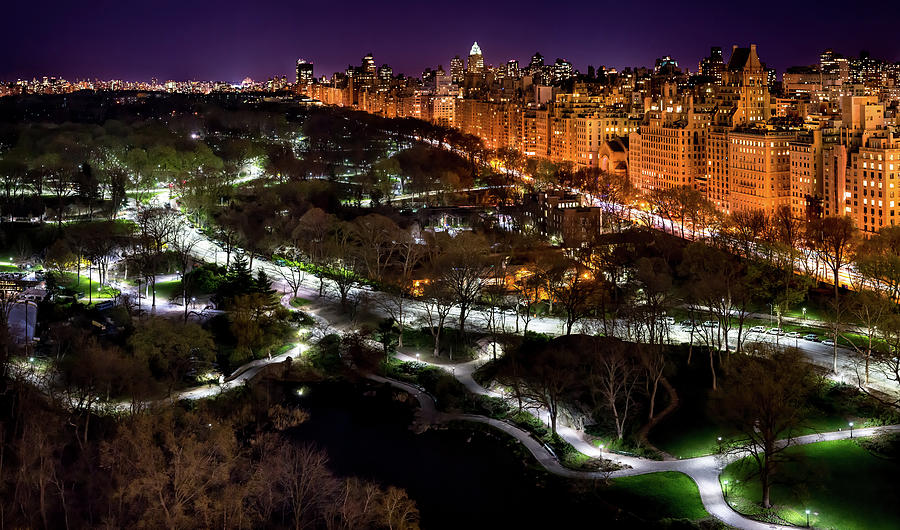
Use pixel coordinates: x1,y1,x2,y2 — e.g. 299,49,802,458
285,380,623,528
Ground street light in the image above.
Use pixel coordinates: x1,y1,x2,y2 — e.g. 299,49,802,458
802,307,807,320
723,479,729,499
849,421,854,438
416,353,420,362
805,508,811,527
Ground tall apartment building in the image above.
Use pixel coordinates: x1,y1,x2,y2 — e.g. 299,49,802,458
628,95,711,193
836,133,900,235
727,129,796,215
432,94,456,126
716,44,771,126
789,129,825,220
522,107,550,157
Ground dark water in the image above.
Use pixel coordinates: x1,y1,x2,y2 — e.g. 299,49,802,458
286,381,625,529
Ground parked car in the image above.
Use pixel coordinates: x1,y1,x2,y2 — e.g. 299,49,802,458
702,320,718,328
662,316,675,325
749,325,766,333
680,320,697,329
822,339,835,346
767,328,785,335
803,333,819,341
786,331,802,338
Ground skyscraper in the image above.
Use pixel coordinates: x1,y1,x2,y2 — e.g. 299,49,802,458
450,56,464,84
506,59,520,80
698,47,724,82
296,59,314,84
528,52,544,76
467,42,484,74
554,58,573,83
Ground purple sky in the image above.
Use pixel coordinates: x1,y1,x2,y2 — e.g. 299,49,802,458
3,0,898,82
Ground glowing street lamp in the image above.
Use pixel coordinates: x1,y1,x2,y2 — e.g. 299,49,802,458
722,479,729,499
802,307,807,320
849,421,854,438
805,508,811,527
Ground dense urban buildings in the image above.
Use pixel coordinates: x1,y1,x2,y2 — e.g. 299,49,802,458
283,42,898,234
3,42,899,236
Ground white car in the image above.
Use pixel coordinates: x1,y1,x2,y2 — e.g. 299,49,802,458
767,328,785,336
786,331,802,338
702,320,719,328
749,325,766,333
822,339,835,346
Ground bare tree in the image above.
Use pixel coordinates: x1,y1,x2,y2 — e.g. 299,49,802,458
434,232,491,337
712,345,814,508
420,282,454,358
589,341,641,440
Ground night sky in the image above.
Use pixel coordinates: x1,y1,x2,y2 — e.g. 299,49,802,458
3,0,898,82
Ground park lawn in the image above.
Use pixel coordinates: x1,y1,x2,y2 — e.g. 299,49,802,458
154,279,182,301
0,263,22,272
724,439,900,530
607,471,709,521
290,297,312,308
62,274,119,300
651,418,724,459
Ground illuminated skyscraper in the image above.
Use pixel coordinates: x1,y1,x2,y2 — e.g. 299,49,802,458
450,56,464,84
554,59,573,83
296,59,314,84
698,47,724,82
362,53,376,75
378,64,392,82
527,52,544,75
506,59,520,79
467,42,484,74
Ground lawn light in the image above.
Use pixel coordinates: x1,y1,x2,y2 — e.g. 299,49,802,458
848,421,854,438
805,508,811,527
722,479,729,498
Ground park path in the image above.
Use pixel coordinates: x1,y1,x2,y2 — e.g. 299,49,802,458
147,208,898,529
389,351,900,530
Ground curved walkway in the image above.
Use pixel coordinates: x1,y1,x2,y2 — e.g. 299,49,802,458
389,352,900,530
152,207,897,529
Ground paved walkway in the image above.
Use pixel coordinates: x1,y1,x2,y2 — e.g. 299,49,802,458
390,351,900,530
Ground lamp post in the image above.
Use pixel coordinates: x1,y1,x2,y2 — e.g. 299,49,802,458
723,479,729,499
802,307,807,320
415,353,420,362
805,508,811,527
849,421,854,438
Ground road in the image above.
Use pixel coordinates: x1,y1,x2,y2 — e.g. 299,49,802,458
167,207,897,399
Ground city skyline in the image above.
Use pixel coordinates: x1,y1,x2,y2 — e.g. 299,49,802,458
3,0,899,82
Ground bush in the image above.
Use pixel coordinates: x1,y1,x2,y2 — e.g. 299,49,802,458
858,431,900,460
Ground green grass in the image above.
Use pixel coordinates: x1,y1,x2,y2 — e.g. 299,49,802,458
652,421,723,459
290,297,312,308
724,439,900,529
607,471,710,521
61,274,119,300
0,263,22,272
153,279,182,301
